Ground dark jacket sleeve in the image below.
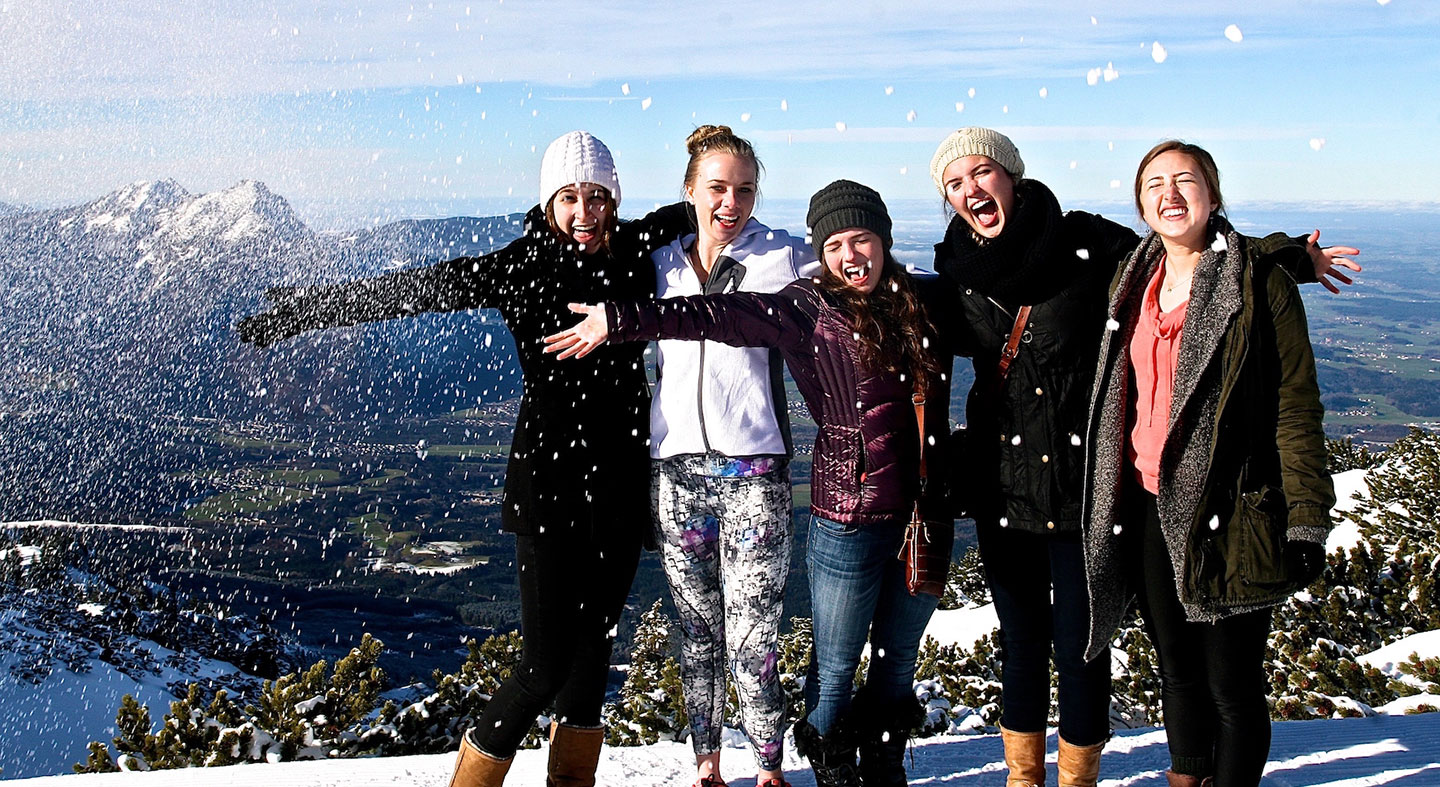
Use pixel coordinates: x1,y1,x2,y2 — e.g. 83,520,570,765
606,279,820,352
1250,232,1323,285
1070,211,1141,280
1261,264,1336,541
238,240,527,346
614,201,695,259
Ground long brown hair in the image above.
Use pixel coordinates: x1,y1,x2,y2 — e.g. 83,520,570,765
816,252,942,390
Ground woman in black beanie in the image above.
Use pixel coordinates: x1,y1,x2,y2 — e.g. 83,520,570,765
546,180,952,787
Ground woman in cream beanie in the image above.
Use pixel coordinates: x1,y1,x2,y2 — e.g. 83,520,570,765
924,128,1356,787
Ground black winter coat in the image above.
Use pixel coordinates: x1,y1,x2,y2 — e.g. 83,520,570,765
932,180,1136,534
607,276,952,527
247,204,688,537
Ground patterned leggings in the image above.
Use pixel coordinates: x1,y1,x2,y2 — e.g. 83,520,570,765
652,453,793,772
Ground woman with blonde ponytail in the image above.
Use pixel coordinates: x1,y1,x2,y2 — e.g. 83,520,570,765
633,125,818,787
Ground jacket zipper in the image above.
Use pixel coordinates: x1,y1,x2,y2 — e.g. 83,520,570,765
697,341,712,452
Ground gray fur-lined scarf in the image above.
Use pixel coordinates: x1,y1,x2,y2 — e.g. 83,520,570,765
1083,216,1254,660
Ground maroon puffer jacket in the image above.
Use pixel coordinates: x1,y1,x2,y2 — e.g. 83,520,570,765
607,277,950,526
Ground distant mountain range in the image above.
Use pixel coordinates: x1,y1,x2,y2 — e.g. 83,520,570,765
0,179,527,515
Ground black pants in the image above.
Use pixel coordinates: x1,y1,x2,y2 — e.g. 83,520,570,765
977,523,1111,746
471,528,641,757
1132,493,1273,785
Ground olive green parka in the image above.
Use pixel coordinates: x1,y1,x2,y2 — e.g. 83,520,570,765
1083,217,1335,660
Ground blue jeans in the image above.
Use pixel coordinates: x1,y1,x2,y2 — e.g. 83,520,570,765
804,515,940,735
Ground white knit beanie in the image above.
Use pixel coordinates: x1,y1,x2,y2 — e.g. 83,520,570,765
539,130,622,209
929,127,1025,194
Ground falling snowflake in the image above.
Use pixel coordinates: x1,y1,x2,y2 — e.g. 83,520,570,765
1225,24,1244,43
621,83,630,95
835,122,847,132
906,110,917,122
1310,138,1326,151
740,113,751,122
1075,248,1091,260
1109,179,1121,189
955,102,965,113
641,97,652,110
968,87,976,98
1087,68,1101,86
780,99,788,111
1151,42,1168,63
1103,62,1119,82
1039,87,1048,98
885,86,895,95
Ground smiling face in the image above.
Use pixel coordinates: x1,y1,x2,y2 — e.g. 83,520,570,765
548,182,613,251
1138,150,1217,248
822,228,885,294
941,154,1016,239
685,152,758,248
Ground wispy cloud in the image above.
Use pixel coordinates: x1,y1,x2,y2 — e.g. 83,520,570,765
751,124,1320,145
1,0,1426,101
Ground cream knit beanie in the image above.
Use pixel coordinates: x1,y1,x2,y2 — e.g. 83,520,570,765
929,127,1025,194
539,130,622,209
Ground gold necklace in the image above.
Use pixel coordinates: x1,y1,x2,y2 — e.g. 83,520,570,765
1157,271,1192,293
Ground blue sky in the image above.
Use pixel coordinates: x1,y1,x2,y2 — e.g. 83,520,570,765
1,1,1436,227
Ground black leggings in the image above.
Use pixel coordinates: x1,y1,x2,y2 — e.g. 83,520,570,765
471,529,641,757
1133,493,1273,786
977,524,1111,746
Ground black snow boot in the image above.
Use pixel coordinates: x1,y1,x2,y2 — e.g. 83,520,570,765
793,718,862,787
854,693,926,787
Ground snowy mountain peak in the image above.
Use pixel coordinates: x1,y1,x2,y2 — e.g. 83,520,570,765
163,179,308,245
79,179,191,234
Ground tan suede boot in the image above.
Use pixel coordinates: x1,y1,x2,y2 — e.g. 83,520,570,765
1055,737,1103,787
1000,726,1047,787
449,729,513,787
547,722,605,787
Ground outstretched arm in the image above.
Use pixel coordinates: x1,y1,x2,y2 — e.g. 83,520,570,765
1251,230,1362,293
237,241,525,347
1303,229,1362,294
544,280,823,360
543,303,612,360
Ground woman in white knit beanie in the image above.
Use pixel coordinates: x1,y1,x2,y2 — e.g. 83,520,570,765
240,130,691,787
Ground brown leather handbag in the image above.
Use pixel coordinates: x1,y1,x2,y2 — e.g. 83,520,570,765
900,391,952,597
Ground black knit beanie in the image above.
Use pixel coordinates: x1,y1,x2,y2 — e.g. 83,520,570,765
806,179,893,259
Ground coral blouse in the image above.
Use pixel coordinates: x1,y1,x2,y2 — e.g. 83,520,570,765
1128,262,1189,494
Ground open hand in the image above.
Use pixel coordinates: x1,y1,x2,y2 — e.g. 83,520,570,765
543,303,609,360
1306,230,1362,294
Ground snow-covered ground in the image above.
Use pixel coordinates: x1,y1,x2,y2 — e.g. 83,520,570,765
8,713,1440,786
0,615,254,780
1325,469,1370,553
6,468,1437,784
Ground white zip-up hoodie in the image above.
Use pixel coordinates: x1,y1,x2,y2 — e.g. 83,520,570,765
649,218,820,459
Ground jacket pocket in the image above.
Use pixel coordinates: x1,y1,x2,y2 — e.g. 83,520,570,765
1228,486,1292,602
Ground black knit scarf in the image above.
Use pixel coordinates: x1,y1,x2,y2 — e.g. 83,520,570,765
934,178,1072,304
